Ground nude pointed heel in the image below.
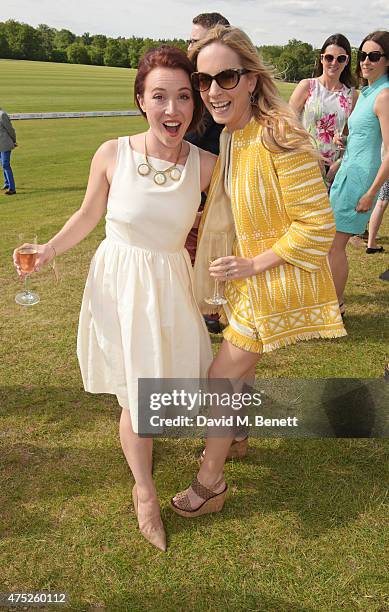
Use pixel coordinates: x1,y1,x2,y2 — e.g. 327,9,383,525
132,485,167,552
171,476,227,518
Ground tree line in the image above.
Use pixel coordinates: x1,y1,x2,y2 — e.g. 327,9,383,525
0,20,358,82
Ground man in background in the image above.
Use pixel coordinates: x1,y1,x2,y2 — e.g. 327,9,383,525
185,12,230,333
0,108,17,195
187,12,230,56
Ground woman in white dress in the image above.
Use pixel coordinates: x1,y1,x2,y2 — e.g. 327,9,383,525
14,46,216,552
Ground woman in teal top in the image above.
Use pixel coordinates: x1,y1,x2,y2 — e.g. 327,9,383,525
329,31,389,316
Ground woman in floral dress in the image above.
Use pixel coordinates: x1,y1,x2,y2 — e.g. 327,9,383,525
290,33,357,188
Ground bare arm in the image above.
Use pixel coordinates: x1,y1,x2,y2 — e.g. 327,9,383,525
14,139,117,272
289,80,310,115
190,148,217,229
199,148,217,193
356,89,389,212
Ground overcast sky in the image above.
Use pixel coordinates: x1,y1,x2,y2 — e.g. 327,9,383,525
1,0,388,47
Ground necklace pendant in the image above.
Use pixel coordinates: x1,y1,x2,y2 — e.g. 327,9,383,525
170,167,181,181
138,163,150,177
154,172,167,185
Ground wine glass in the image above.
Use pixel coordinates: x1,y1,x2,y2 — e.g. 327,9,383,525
15,236,40,306
204,231,228,306
333,115,347,162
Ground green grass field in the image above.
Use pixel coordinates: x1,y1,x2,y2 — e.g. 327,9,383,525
0,60,388,611
0,59,295,113
0,59,138,113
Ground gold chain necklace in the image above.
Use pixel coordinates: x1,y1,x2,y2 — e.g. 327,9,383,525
137,135,183,185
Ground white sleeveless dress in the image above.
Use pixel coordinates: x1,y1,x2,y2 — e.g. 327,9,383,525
77,137,213,432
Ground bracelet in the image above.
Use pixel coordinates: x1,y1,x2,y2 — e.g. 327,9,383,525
48,242,57,258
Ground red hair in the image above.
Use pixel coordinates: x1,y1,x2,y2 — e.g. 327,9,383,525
134,45,203,132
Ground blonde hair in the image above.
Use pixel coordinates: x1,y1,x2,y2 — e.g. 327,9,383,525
189,25,315,155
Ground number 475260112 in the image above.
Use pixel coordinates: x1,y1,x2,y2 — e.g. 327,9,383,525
0,592,68,606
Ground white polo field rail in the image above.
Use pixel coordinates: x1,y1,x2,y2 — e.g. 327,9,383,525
10,110,141,120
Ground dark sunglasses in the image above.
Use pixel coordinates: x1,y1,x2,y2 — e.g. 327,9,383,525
321,53,348,64
187,39,199,46
191,68,250,92
358,50,386,63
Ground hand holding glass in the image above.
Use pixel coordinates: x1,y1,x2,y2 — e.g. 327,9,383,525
333,116,346,160
204,232,228,306
15,238,40,306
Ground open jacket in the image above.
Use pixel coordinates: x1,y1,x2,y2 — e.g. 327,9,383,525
0,110,16,152
193,118,346,352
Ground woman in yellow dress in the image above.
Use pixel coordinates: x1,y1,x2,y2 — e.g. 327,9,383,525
171,25,346,517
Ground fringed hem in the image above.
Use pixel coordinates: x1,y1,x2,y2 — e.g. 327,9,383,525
223,326,263,354
261,327,347,353
223,325,347,355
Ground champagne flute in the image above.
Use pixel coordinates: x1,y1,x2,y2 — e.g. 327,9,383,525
15,236,40,306
204,231,228,306
333,115,346,162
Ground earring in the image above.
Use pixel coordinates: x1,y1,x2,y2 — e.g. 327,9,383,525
249,92,257,105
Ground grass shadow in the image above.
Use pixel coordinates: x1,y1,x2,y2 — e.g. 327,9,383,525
162,436,388,540
1,386,387,550
97,589,315,612
13,186,85,195
346,289,388,306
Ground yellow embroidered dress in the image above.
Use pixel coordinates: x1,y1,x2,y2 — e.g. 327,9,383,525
193,119,346,353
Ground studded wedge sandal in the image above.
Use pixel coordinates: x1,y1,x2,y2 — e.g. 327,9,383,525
171,476,228,518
